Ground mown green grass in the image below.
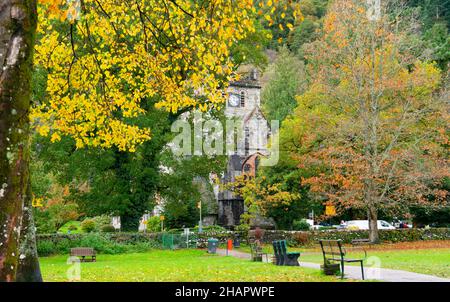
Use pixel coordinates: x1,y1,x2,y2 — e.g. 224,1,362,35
58,221,82,234
236,244,450,278
40,249,341,282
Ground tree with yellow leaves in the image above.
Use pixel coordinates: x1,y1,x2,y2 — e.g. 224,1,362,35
0,0,288,282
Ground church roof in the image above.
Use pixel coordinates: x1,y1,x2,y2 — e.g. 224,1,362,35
243,105,270,127
230,70,261,89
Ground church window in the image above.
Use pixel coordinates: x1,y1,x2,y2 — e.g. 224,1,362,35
245,126,250,155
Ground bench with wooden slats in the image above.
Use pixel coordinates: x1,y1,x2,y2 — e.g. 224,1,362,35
70,247,96,262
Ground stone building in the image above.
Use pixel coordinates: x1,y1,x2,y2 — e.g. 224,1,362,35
213,70,273,228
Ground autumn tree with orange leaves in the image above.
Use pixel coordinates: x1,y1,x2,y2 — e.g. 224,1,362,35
282,0,449,242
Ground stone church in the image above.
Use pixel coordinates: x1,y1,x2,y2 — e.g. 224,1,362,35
208,69,273,229
141,69,273,230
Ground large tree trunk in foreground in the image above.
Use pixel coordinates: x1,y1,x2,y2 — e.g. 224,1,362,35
16,180,42,282
0,0,37,281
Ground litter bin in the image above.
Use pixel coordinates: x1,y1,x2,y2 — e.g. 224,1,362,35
207,238,219,254
233,235,240,248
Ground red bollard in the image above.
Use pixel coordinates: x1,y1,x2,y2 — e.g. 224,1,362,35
226,239,233,256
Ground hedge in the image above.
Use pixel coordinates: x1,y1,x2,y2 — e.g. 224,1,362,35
36,233,162,256
258,228,450,246
37,228,449,256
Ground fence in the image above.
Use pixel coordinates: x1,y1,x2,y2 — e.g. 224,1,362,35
161,233,198,250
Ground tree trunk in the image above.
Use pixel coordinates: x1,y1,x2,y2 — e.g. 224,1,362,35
16,179,42,282
368,206,380,243
0,0,37,281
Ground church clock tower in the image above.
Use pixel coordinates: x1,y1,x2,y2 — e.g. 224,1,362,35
216,69,272,228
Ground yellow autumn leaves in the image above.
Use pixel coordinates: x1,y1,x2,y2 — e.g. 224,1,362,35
33,0,288,152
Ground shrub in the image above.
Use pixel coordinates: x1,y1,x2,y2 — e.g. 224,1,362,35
37,240,56,256
68,224,78,231
81,219,96,233
292,232,310,246
146,216,162,233
36,233,161,256
78,233,124,254
193,225,227,233
91,215,112,231
54,238,74,254
101,225,116,233
293,219,311,231
254,227,265,241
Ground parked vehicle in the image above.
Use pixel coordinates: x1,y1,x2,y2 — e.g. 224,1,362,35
345,220,396,230
392,218,412,229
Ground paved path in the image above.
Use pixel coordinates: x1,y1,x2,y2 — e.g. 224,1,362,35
216,249,450,282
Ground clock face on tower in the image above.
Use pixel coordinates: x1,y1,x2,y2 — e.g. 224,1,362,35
228,94,240,107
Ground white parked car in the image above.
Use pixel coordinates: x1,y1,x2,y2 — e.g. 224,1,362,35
345,220,396,230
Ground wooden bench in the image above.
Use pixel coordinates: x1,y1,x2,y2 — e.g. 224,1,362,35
70,248,96,262
351,239,372,246
249,242,269,262
272,240,300,266
319,240,366,280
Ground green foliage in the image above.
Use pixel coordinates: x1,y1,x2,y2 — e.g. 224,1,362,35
101,225,117,233
68,225,78,231
81,219,97,233
90,215,112,231
284,228,450,246
259,152,322,230
36,240,55,257
407,0,450,30
31,103,171,232
262,47,306,124
193,225,227,233
36,233,161,256
235,224,251,233
292,219,311,231
146,216,162,233
159,148,226,229
34,209,58,234
231,21,270,68
289,18,320,55
31,98,225,232
423,23,450,70
34,200,80,234
58,221,82,234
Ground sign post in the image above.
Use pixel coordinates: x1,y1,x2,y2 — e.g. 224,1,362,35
198,200,203,233
325,205,336,216
160,215,165,232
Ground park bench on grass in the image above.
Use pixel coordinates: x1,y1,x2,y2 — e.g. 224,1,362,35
272,240,300,266
319,240,367,280
351,239,372,246
249,242,269,262
70,247,96,262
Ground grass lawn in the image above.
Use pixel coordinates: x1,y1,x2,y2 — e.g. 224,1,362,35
58,221,82,234
236,241,450,278
40,249,342,282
